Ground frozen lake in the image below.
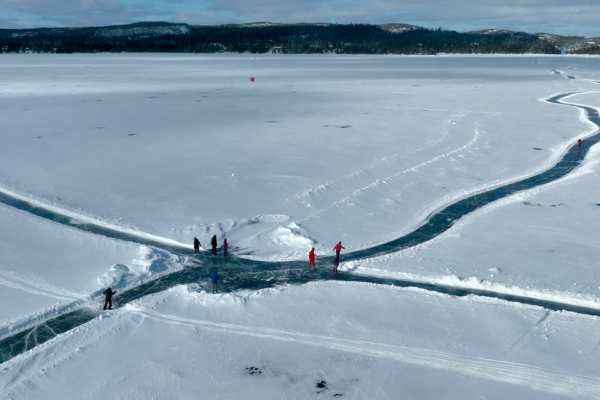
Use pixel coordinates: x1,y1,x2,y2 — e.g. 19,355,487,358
0,53,596,259
2,54,600,399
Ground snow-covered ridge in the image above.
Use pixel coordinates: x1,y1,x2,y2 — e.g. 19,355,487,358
206,22,332,28
468,29,523,35
237,22,281,28
379,23,421,33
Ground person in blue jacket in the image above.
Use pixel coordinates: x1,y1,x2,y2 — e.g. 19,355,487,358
211,270,219,294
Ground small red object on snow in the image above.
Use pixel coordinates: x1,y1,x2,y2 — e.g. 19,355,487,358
250,77,255,82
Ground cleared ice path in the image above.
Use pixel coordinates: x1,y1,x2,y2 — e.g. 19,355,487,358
1,92,599,365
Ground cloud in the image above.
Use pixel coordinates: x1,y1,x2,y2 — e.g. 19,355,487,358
201,0,600,36
397,4,600,35
0,15,25,29
173,11,244,25
0,0,173,27
0,0,127,15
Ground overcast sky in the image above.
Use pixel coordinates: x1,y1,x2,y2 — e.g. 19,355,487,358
0,0,598,37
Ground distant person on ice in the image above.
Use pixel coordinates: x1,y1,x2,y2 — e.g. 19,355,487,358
103,286,116,310
333,241,345,262
578,138,582,147
193,237,201,255
211,235,217,255
211,270,219,293
223,238,228,257
309,247,315,268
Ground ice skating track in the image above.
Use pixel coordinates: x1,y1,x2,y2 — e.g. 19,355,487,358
1,78,600,395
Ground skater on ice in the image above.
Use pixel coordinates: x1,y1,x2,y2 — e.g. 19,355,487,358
211,269,219,293
578,138,582,147
333,241,345,262
309,247,315,268
211,235,217,255
103,286,116,310
223,238,228,257
193,237,201,255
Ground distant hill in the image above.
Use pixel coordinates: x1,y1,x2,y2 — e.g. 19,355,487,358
466,29,600,53
0,21,567,54
0,22,190,40
534,33,600,54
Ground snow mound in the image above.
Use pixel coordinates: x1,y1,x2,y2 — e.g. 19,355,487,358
97,246,183,291
237,221,316,260
180,214,316,260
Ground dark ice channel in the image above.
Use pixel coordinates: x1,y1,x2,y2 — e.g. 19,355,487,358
1,92,599,364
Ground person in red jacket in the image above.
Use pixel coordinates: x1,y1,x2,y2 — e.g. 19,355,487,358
578,138,582,147
309,247,315,268
333,241,344,262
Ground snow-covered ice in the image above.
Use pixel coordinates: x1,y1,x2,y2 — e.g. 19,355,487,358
2,53,600,398
4,283,600,399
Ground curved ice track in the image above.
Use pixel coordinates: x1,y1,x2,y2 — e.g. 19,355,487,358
1,91,599,365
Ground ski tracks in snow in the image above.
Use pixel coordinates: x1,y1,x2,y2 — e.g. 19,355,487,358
284,107,472,205
127,305,600,398
501,310,551,360
295,111,499,227
0,242,84,302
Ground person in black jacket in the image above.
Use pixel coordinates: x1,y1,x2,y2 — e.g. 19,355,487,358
211,235,217,255
194,237,201,255
103,287,116,310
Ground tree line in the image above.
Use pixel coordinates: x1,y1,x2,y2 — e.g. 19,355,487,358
571,45,600,55
0,23,559,55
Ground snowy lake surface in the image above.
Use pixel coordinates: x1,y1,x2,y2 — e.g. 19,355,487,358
2,54,600,399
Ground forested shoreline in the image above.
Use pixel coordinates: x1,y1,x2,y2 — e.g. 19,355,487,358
0,22,560,55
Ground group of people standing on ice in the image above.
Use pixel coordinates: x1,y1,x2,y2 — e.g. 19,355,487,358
193,235,227,294
193,234,347,294
310,242,345,273
102,235,346,308
193,235,228,257
194,235,345,266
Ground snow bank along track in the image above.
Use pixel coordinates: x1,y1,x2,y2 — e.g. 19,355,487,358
1,90,600,366
125,305,600,398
